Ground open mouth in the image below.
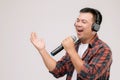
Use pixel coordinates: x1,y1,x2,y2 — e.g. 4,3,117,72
77,29,83,35
78,30,83,32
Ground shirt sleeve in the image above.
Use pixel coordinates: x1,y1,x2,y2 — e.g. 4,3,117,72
49,54,71,78
77,45,112,80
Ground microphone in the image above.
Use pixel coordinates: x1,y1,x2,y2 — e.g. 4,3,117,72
51,35,77,56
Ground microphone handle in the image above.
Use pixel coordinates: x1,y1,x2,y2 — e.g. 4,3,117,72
51,44,63,56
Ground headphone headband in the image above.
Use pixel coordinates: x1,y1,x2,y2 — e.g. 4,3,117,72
92,9,101,32
95,10,100,25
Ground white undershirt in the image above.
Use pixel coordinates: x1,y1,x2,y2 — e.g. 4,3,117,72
72,43,88,80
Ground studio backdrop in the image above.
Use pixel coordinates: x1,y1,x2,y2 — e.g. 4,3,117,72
0,0,120,80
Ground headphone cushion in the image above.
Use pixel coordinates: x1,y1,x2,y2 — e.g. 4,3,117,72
92,23,100,32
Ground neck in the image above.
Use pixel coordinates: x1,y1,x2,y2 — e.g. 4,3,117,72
81,33,96,44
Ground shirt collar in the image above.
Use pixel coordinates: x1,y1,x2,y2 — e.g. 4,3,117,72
89,33,99,48
76,34,99,48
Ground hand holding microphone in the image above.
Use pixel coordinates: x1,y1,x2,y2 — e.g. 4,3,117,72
51,36,77,56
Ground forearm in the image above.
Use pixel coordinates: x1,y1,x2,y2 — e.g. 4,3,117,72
38,49,56,71
61,36,84,72
67,48,84,73
49,54,70,78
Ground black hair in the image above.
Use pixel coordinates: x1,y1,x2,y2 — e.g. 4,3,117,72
80,7,102,25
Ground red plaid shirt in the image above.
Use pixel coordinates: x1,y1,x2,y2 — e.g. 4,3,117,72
49,34,112,80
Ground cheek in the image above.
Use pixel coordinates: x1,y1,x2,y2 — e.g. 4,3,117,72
84,26,92,34
84,24,91,30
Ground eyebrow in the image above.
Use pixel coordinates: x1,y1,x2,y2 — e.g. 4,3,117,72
81,19,87,22
77,18,88,22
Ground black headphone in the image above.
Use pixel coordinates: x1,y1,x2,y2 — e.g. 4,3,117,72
92,10,101,32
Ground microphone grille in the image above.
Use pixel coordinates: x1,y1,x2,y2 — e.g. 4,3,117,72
71,35,77,42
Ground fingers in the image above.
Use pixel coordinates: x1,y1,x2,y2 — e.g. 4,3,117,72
63,36,73,43
30,32,37,42
31,32,37,39
62,36,74,46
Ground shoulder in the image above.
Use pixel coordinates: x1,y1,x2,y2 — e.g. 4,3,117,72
95,39,112,56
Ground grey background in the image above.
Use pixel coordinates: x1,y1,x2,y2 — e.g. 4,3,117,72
0,0,120,80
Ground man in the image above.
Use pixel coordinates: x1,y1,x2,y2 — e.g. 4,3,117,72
30,7,112,80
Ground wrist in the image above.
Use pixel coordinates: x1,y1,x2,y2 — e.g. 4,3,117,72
38,48,46,54
67,48,77,56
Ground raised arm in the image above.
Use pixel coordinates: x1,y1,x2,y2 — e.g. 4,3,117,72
30,32,56,71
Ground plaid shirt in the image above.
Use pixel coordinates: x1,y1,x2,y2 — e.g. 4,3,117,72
49,34,112,80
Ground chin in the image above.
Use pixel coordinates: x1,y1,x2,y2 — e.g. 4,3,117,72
77,34,82,39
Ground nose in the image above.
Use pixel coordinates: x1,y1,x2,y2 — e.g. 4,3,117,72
74,22,79,26
74,22,82,28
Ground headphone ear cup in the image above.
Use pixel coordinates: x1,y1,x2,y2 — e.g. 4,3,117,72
92,23,100,32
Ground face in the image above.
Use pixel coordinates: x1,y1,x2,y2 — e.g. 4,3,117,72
74,12,94,41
